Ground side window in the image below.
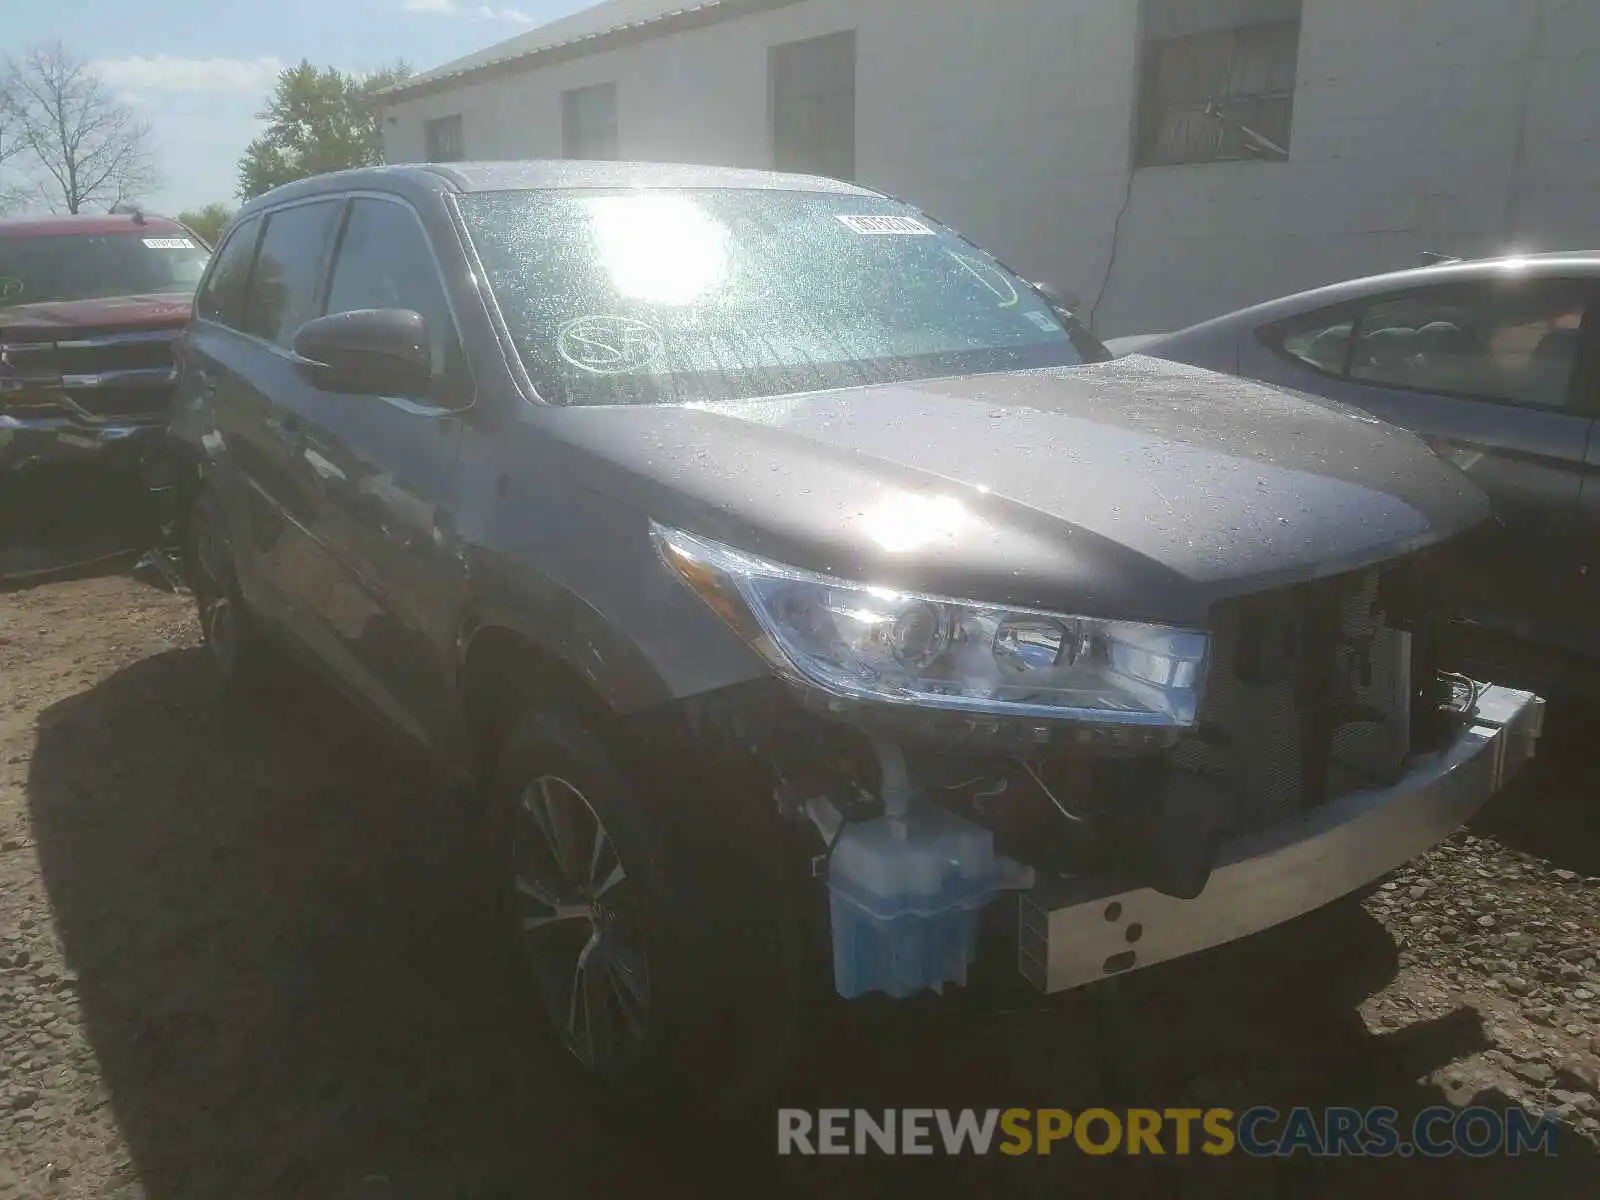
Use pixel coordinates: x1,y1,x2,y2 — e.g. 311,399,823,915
1271,306,1357,376
195,216,260,328
325,198,463,387
241,200,342,350
1347,284,1590,412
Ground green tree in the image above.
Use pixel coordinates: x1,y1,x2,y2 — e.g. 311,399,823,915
236,60,410,201
176,202,233,247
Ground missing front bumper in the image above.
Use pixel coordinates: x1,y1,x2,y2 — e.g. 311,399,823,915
0,415,172,582
1,412,164,473
1018,683,1544,993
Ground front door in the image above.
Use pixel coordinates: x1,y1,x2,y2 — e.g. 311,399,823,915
272,195,473,751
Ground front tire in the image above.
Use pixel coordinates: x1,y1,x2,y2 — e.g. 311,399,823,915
487,708,800,1122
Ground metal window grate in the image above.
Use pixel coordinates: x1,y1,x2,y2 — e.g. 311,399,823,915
770,30,856,182
425,115,465,163
1138,20,1299,166
562,83,619,161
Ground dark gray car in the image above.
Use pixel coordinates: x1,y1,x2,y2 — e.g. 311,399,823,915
1108,255,1600,691
162,163,1543,1118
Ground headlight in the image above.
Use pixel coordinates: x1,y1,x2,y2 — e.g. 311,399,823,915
653,524,1208,726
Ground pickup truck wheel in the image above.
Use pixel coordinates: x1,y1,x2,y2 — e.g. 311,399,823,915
488,709,795,1122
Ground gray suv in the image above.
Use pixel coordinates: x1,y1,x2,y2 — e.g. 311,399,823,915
164,162,1543,1118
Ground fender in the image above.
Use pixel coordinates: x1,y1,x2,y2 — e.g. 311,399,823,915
453,578,674,718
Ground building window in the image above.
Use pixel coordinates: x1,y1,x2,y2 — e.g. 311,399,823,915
425,115,465,163
562,84,619,160
770,31,856,181
1138,0,1301,167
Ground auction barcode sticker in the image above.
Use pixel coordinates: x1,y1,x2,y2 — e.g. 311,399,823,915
836,214,934,236
142,237,197,249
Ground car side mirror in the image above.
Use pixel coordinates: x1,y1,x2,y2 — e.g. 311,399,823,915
292,309,432,398
1032,281,1082,318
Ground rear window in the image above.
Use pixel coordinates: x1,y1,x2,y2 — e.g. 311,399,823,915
0,231,211,309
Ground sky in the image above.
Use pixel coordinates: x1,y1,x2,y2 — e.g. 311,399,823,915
3,0,596,216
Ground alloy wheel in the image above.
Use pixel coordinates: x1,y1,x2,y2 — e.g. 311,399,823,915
511,774,651,1073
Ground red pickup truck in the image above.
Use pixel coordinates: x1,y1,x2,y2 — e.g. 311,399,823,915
0,212,210,578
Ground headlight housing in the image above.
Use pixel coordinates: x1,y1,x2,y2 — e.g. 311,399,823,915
654,525,1208,727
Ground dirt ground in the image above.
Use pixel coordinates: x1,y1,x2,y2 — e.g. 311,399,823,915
2,570,1599,1198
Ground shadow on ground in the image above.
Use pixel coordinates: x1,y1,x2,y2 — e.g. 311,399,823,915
0,467,156,587
1469,697,1600,878
24,650,1598,1198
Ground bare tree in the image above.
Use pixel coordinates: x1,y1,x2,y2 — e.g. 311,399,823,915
3,43,158,213
0,74,30,213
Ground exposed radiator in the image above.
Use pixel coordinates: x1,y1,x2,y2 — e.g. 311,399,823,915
1172,568,1412,830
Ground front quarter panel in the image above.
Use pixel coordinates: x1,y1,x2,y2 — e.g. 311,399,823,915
452,412,772,714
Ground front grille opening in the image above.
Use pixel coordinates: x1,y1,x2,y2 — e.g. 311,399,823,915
58,336,175,375
64,384,171,420
1174,561,1439,829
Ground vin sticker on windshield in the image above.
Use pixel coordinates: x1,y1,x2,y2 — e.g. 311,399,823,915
142,237,196,249
835,214,934,236
1024,311,1059,332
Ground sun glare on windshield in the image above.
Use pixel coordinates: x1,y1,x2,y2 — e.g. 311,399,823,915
589,193,728,305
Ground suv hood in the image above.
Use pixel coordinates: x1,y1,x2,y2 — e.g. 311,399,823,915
540,357,1491,627
0,293,191,338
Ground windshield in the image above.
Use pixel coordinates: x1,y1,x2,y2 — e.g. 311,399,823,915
460,188,1109,406
0,231,211,309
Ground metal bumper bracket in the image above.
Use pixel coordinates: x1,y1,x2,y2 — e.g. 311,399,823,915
1018,684,1544,994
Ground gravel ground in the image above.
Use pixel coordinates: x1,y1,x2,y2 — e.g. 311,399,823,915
2,571,1598,1198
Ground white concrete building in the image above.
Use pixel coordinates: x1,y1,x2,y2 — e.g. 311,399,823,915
381,0,1600,337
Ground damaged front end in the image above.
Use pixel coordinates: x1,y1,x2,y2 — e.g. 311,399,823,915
649,529,1544,1003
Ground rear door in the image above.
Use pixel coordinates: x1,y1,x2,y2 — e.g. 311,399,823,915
183,213,277,606
1247,275,1600,654
209,197,347,646
1577,378,1600,629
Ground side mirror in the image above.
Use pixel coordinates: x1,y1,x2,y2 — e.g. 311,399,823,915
292,308,432,398
1032,281,1082,316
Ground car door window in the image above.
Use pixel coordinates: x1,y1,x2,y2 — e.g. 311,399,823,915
1272,281,1593,413
241,199,342,350
1275,311,1357,376
1351,284,1590,411
324,197,465,392
195,216,261,329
